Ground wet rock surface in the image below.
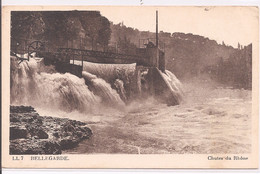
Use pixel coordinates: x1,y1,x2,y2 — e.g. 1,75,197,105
10,106,92,154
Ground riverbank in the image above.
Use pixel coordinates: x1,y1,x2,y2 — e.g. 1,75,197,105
10,106,92,154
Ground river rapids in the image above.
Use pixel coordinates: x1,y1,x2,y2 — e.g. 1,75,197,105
10,56,251,154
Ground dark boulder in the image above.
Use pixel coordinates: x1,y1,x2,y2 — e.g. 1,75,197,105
9,105,92,154
10,105,36,113
10,126,28,140
27,126,49,139
10,139,61,155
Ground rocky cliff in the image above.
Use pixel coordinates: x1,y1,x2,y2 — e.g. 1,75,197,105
10,106,92,154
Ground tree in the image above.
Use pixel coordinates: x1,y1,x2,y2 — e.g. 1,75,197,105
11,11,45,39
117,36,137,55
11,11,112,51
237,42,241,50
78,11,110,50
97,17,111,51
41,11,81,43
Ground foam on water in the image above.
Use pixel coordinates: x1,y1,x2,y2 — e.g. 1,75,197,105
11,56,184,116
114,79,127,102
73,60,137,102
82,71,125,108
11,57,100,113
11,56,251,154
161,70,184,104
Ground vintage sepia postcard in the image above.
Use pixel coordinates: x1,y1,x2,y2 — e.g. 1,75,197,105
1,6,259,168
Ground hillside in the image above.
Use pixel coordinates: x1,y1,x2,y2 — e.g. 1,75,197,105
109,23,252,89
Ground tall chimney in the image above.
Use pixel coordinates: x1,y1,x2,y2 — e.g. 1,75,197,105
156,10,158,48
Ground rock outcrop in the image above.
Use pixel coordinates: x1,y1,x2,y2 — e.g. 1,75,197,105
10,106,92,154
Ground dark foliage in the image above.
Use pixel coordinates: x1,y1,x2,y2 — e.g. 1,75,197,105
11,11,111,51
110,25,252,89
204,44,252,89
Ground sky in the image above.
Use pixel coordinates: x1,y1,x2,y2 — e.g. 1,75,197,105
88,6,258,48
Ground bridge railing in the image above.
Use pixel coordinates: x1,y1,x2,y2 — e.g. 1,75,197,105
58,48,143,60
57,48,149,66
10,38,151,67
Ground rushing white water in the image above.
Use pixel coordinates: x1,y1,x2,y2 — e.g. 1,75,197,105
10,57,132,114
66,82,251,154
10,56,251,154
114,79,127,102
161,70,184,104
73,60,184,104
73,60,137,101
11,57,101,113
82,71,125,108
11,56,184,116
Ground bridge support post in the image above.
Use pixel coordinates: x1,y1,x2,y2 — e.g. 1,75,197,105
129,66,143,99
146,48,159,68
146,47,165,72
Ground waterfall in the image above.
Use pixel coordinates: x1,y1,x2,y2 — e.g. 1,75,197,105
82,71,125,108
11,56,184,115
160,70,184,104
11,57,121,113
